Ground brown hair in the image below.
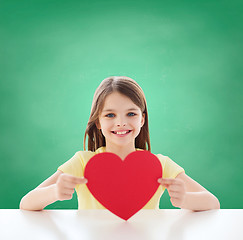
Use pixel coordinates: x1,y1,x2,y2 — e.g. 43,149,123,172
83,76,151,151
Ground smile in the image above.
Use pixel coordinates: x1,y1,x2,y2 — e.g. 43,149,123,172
111,130,132,135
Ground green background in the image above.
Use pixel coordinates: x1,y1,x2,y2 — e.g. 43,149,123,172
1,0,242,209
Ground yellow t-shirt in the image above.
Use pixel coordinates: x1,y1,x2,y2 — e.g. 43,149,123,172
58,147,184,209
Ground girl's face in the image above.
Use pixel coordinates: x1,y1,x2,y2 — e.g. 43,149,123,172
97,92,145,149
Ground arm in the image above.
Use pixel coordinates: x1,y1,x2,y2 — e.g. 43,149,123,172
158,172,220,211
19,170,87,211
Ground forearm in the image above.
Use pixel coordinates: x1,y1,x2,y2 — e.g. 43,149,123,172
20,185,58,211
181,191,220,211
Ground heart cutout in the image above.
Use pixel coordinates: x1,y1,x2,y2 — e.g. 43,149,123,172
84,150,162,220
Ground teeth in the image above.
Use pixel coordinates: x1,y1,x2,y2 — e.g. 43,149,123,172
113,131,130,135
116,131,127,135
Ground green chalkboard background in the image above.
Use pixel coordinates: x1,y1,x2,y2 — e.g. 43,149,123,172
1,0,242,210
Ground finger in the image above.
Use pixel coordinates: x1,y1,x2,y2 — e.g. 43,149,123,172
170,198,182,208
65,175,88,184
74,177,88,184
63,187,75,195
168,191,181,199
159,178,174,184
168,185,185,196
65,180,87,190
168,184,181,192
58,191,73,201
158,178,174,187
62,193,73,200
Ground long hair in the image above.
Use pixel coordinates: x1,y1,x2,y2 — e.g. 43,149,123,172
83,76,151,151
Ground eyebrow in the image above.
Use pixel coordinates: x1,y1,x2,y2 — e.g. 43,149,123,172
102,108,140,112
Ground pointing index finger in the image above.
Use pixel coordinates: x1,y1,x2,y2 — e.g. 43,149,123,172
158,178,174,186
75,177,88,184
68,175,88,184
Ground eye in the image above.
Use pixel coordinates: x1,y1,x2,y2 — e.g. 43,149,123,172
105,113,115,118
128,112,136,117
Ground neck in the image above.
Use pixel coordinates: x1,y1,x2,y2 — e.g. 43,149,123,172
105,143,136,160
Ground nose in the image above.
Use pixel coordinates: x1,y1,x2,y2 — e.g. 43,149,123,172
116,123,126,127
116,116,126,127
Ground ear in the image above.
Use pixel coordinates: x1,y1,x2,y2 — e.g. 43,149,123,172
141,113,145,127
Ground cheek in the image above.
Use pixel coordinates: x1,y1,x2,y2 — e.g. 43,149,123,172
131,117,143,126
99,120,112,130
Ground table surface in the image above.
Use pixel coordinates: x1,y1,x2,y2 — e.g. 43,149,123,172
0,209,242,240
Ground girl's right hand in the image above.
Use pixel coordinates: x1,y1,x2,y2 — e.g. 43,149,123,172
55,174,88,201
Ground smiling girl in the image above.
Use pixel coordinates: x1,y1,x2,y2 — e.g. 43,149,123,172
20,76,220,211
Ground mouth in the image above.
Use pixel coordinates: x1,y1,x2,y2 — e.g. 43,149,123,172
111,130,132,136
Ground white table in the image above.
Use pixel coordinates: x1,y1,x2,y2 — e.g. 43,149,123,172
0,209,242,240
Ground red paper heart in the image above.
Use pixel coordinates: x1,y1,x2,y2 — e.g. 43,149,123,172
84,150,162,220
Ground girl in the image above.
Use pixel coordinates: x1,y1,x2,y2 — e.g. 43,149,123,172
20,76,220,211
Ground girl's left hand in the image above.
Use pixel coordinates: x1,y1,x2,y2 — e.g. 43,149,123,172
158,178,186,208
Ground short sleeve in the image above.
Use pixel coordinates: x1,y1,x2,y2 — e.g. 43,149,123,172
156,154,185,179
58,152,84,178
